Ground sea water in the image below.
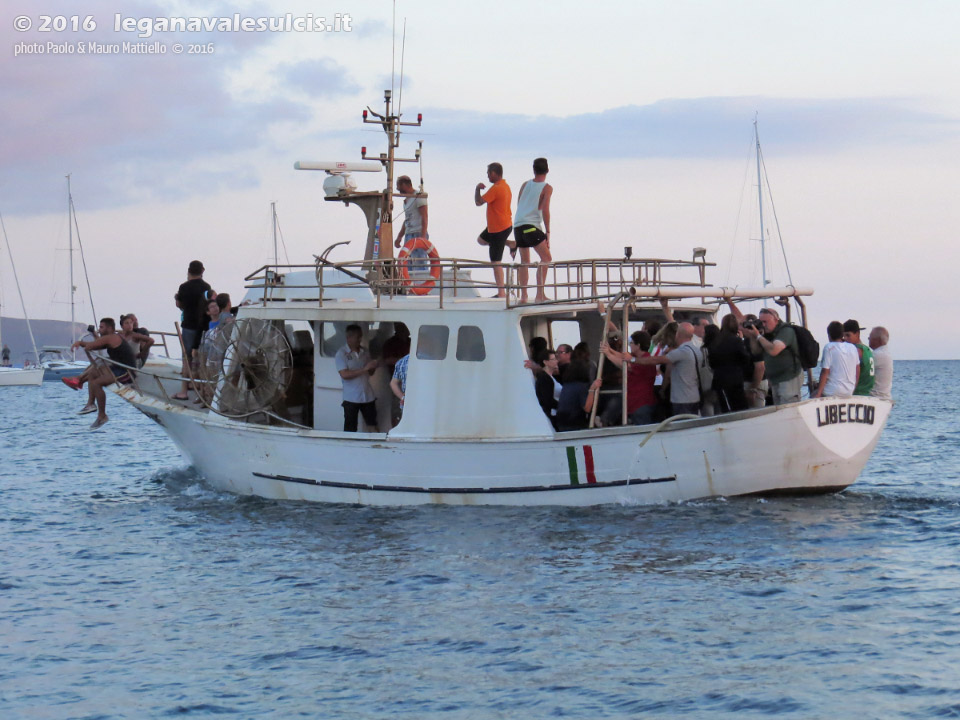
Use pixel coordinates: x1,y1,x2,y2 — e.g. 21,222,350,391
1,361,959,719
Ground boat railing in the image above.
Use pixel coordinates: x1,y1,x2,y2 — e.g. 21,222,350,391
244,256,718,309
146,330,178,358
100,341,316,431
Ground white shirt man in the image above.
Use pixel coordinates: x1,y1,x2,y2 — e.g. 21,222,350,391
869,326,893,401
815,321,860,398
335,324,378,432
393,175,428,248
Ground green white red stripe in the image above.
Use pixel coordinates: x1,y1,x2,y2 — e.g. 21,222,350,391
566,445,597,485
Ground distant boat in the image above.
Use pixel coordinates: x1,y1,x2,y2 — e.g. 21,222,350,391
0,212,43,387
0,365,43,386
39,346,88,381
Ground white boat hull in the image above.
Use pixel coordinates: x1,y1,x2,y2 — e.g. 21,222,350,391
0,367,44,386
119,387,891,506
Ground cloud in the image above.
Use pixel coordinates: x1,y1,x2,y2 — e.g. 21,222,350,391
421,97,959,158
352,19,390,39
0,0,334,214
277,58,360,97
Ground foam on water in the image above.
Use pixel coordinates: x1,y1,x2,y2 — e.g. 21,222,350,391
2,364,960,718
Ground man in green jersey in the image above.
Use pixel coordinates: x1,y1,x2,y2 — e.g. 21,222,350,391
843,319,875,396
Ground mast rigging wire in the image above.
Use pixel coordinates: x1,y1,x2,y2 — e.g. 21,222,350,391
758,143,794,288
0,211,41,363
69,194,98,324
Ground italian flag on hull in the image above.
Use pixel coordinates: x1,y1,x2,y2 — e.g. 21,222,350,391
565,445,598,485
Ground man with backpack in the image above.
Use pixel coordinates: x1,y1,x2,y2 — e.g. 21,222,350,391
742,307,803,406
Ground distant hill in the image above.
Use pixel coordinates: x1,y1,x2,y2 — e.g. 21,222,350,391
0,317,88,361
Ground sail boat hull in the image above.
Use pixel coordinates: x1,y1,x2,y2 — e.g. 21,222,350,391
0,367,44,386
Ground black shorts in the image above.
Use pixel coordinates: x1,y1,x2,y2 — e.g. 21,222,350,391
513,224,546,248
181,327,200,352
479,227,513,262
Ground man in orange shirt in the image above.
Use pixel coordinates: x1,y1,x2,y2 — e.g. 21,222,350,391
474,162,513,298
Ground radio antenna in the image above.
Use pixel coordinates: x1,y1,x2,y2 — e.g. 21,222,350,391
397,18,407,116
390,0,396,99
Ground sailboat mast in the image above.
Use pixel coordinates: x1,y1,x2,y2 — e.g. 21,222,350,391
0,211,41,364
67,174,76,357
754,119,769,306
271,202,278,266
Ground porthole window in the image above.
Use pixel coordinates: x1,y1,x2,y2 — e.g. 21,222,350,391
456,326,486,361
416,325,449,360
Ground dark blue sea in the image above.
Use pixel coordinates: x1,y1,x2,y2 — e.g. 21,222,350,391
2,361,958,719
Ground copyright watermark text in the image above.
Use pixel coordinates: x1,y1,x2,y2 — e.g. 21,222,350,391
13,40,213,56
12,13,353,38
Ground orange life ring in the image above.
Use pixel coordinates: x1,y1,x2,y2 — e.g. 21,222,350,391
397,237,441,295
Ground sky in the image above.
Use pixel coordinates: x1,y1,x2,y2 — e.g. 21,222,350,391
1,0,959,358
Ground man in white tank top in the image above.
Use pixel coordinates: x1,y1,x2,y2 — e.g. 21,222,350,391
509,157,553,302
393,175,428,248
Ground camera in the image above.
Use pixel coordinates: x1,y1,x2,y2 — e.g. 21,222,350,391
743,319,763,332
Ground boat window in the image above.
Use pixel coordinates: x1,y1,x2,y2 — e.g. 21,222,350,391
550,319,582,349
319,322,383,357
456,326,486,362
416,325,449,360
319,322,343,357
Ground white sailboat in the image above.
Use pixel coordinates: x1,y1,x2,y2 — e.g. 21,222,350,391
0,212,43,386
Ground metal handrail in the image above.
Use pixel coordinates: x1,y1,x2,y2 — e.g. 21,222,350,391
146,330,177,358
105,350,315,430
244,256,721,309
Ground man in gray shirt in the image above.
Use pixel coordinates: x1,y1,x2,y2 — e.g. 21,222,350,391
335,324,379,432
868,326,893,401
636,322,704,416
393,175,428,248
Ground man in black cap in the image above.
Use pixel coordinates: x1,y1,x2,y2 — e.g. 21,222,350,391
843,319,875,396
173,260,211,400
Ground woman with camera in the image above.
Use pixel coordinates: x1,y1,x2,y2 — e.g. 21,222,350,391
708,314,752,413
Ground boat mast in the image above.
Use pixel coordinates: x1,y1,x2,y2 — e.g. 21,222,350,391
361,90,422,263
271,201,278,266
67,174,76,358
754,118,769,307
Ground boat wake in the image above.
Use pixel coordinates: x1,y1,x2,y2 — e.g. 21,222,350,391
146,465,223,497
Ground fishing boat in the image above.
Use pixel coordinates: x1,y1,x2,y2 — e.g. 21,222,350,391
113,91,891,505
0,213,43,387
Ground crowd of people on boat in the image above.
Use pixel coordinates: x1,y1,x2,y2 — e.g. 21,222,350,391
68,253,892,435
327,295,894,434
524,299,893,431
